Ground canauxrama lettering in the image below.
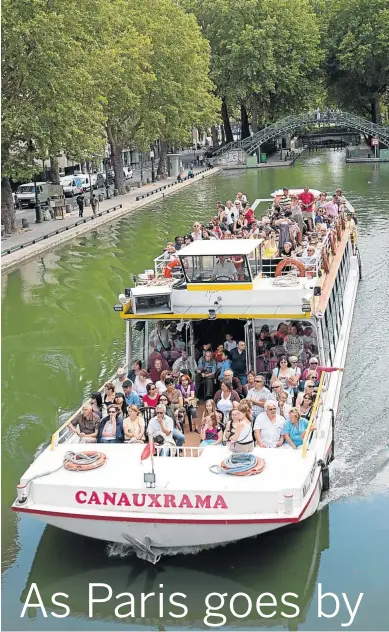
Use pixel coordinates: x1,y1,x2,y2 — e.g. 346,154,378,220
75,491,228,510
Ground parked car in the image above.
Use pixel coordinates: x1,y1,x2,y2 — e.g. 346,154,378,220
90,173,105,189
60,176,83,198
123,167,133,179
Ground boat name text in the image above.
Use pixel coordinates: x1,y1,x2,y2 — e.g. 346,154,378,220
75,490,228,510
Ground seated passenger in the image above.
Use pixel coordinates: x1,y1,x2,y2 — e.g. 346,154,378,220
122,380,142,407
214,381,240,416
158,394,175,420
162,377,184,412
133,369,152,396
295,380,316,407
277,390,292,420
284,325,304,358
246,374,274,418
147,404,178,456
217,349,231,382
200,413,223,446
254,400,285,448
301,357,344,381
123,405,145,443
223,368,243,396
142,383,160,408
149,356,169,384
283,408,311,449
243,370,256,396
211,256,238,281
163,242,177,261
90,391,103,418
297,393,314,419
288,356,302,378
195,350,217,399
262,231,278,259
224,333,237,352
103,382,116,412
280,241,296,258
228,403,254,453
155,369,171,395
172,351,197,379
97,405,124,443
113,367,128,393
271,356,296,389
114,393,127,416
177,374,197,432
68,402,100,443
127,359,142,383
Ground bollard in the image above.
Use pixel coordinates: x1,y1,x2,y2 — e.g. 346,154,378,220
65,204,72,213
22,218,30,229
113,188,119,196
98,193,104,202
125,185,131,193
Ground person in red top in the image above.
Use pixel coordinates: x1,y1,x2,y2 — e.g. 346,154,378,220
244,207,255,227
298,186,315,230
301,357,344,381
142,383,160,408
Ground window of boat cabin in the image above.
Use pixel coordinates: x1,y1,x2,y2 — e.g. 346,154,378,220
181,254,253,283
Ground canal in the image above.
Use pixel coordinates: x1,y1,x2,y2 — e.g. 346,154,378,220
2,150,389,630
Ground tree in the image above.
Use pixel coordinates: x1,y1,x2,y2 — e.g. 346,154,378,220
1,0,107,232
325,0,389,122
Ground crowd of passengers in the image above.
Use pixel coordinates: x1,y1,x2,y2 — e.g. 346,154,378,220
162,187,357,271
69,323,343,453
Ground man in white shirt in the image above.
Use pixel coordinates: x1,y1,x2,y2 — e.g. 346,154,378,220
113,367,127,393
148,404,184,455
254,400,285,448
246,375,275,418
172,351,197,378
211,256,237,280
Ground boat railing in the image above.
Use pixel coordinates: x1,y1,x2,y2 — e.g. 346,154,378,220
302,372,326,457
154,445,203,458
153,253,166,278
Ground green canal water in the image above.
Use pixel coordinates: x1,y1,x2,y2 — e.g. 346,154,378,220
2,151,389,630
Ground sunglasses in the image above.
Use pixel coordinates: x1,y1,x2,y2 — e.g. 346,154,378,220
109,410,116,414
255,380,264,383
310,362,318,365
268,407,276,411
157,412,164,415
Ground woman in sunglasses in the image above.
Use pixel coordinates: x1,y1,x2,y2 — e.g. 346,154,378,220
97,405,124,443
142,383,160,408
301,357,344,381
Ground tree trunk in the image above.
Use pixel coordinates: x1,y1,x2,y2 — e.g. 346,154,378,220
220,125,226,145
48,155,60,184
211,125,219,148
241,103,250,139
370,96,380,124
221,96,233,143
157,140,169,178
251,98,258,133
1,176,16,234
106,125,125,194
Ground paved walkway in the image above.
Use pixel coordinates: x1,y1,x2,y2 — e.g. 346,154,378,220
1,166,219,272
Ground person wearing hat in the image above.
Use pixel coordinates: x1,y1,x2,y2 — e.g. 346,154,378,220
288,356,302,378
301,357,344,382
113,367,127,394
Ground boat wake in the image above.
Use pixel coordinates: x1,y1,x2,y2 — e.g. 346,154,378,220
106,540,228,562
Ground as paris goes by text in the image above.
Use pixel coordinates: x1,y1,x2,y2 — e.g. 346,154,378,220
20,582,364,627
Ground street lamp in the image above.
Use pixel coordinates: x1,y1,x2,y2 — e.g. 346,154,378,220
28,140,42,224
150,149,155,182
104,156,110,199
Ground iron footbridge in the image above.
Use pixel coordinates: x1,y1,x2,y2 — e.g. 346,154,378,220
211,111,389,161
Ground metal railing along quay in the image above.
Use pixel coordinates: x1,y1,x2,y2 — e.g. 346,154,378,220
135,166,214,201
1,204,123,256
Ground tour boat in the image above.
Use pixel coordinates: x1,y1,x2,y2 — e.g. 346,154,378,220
12,189,361,563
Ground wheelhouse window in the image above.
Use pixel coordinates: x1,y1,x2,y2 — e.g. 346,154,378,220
180,254,252,283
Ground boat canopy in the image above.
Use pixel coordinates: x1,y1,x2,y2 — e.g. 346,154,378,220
178,239,263,257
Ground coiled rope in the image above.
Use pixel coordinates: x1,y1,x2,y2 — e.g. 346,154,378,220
63,451,107,471
209,453,265,476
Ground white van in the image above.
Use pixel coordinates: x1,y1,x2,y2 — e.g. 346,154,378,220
15,182,63,208
60,176,83,198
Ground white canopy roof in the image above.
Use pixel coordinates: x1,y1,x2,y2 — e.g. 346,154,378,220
178,239,262,257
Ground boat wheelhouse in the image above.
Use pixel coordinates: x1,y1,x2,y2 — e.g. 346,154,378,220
12,189,361,561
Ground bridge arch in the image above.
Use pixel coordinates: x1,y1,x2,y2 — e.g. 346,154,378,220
212,110,389,161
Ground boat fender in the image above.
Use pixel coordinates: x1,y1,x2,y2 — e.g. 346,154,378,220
274,258,306,277
64,451,107,472
163,259,181,278
330,232,337,256
318,459,330,493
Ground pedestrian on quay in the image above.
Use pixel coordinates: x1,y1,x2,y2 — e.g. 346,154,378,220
76,193,84,218
91,194,99,217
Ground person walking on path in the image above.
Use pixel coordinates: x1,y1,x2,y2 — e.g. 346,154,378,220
90,194,99,217
76,194,84,218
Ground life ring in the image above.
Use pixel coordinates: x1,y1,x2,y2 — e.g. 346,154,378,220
64,451,107,472
321,248,330,274
335,220,342,242
220,456,265,476
330,232,337,256
163,258,181,278
275,258,306,277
